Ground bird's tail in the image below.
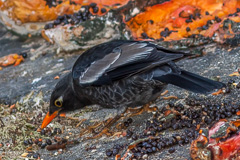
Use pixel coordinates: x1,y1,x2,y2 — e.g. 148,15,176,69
155,70,225,94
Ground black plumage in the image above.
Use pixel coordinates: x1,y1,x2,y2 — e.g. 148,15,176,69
41,40,225,128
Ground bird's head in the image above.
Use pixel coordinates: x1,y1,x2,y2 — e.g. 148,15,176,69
41,73,90,129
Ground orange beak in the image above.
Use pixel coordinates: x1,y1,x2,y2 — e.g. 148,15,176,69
41,110,59,129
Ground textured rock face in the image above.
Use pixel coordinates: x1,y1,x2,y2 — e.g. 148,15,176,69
2,0,240,50
1,20,240,159
1,0,240,159
40,0,240,51
41,0,168,51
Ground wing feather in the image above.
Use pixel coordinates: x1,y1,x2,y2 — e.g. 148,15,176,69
75,40,185,86
79,52,120,84
109,43,153,69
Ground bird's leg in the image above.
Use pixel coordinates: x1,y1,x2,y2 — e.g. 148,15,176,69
157,90,179,100
58,113,87,128
125,103,158,118
79,121,104,137
83,107,128,139
80,104,158,139
58,112,80,120
160,90,169,96
59,113,66,118
157,90,178,100
115,104,158,130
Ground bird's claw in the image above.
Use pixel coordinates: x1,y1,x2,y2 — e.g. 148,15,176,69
125,104,158,117
86,128,113,140
80,118,116,139
79,103,158,139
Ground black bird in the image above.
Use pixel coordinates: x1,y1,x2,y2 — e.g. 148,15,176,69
41,40,225,129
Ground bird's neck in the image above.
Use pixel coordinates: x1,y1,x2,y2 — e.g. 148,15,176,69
69,73,93,108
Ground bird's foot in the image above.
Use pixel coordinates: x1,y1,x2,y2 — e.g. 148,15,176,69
160,90,169,96
162,96,178,100
86,128,112,139
157,90,178,100
79,121,103,137
79,104,158,139
59,113,66,118
125,103,158,118
59,113,86,127
114,104,158,130
212,89,223,95
58,112,79,120
80,116,122,139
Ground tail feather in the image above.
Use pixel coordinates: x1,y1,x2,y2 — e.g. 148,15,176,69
155,70,225,94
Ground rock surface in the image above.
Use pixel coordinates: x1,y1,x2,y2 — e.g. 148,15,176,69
0,22,240,160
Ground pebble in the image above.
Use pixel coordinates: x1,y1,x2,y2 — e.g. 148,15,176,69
21,152,29,157
40,129,45,135
106,149,113,157
127,118,133,124
32,153,39,158
41,143,47,149
23,140,29,146
142,154,148,159
44,3,95,29
46,139,52,145
112,148,119,156
168,148,175,153
141,32,148,39
101,8,107,13
27,139,33,145
186,27,191,32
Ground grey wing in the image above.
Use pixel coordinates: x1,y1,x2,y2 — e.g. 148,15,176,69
78,41,184,86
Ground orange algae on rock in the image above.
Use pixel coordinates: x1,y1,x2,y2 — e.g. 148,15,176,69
0,54,24,67
0,0,81,23
0,0,129,23
126,0,240,41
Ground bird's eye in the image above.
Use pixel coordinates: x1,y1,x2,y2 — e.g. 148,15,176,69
55,99,62,107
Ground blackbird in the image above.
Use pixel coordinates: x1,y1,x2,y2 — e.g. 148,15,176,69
41,40,225,129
